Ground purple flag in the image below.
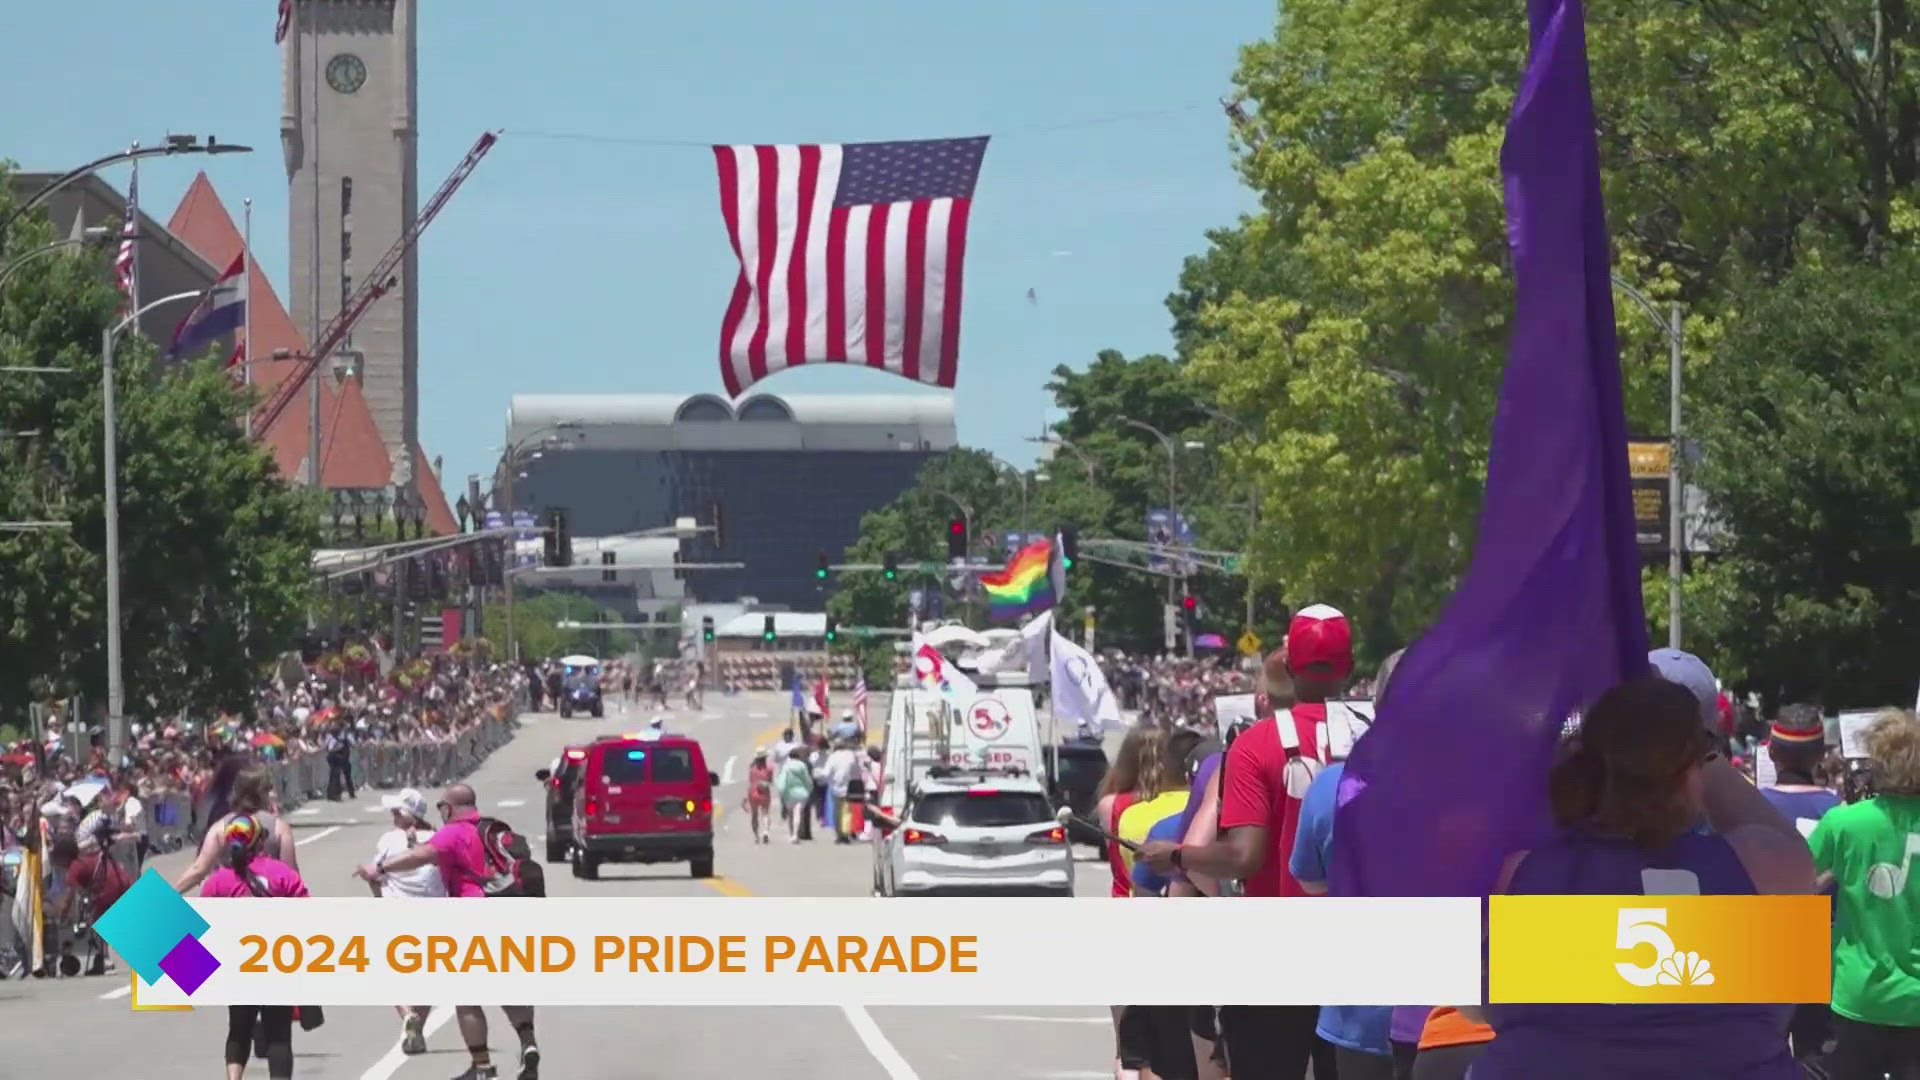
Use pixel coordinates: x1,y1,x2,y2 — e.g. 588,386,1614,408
1328,0,1649,898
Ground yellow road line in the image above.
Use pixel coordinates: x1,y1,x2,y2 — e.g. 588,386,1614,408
704,876,754,897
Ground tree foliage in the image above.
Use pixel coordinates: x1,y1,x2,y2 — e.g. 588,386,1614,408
1686,254,1920,708
0,175,319,724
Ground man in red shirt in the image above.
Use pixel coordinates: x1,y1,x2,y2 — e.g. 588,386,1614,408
1142,603,1355,1080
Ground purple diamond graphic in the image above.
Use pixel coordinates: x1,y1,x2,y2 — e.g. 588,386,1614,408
158,935,220,995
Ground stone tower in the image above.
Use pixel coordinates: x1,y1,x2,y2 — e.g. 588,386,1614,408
282,0,419,476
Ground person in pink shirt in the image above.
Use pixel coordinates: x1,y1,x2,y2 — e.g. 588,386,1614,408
201,815,307,1080
354,784,540,1080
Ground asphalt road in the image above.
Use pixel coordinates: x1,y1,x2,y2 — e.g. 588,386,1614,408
4,692,1120,1080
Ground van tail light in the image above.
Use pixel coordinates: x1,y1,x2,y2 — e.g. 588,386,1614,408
585,797,600,817
901,828,945,846
1027,826,1067,846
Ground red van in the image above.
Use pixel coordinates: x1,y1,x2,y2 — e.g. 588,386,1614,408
570,731,717,880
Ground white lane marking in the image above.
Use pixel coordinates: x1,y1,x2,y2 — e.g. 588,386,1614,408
841,1004,919,1080
978,1014,1110,1024
363,806,384,814
721,756,737,785
359,1004,455,1080
295,826,341,847
98,984,132,1000
496,799,527,808
748,711,769,719
291,806,321,817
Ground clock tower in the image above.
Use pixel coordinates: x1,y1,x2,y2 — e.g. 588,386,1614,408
282,0,419,477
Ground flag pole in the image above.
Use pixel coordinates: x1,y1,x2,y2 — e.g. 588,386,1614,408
126,144,140,318
243,197,254,432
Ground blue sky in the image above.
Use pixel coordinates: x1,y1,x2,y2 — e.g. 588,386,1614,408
1,0,1268,491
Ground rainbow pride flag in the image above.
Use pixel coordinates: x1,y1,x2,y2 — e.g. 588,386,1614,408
981,537,1056,621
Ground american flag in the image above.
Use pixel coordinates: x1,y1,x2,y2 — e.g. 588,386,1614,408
274,0,292,44
114,170,138,311
711,136,989,397
852,671,869,733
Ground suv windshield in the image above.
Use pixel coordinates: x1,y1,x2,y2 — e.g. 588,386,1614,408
910,792,1054,829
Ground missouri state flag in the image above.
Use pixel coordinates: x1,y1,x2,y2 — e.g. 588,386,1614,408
167,255,247,361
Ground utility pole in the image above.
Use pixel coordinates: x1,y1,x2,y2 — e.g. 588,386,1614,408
1666,301,1684,651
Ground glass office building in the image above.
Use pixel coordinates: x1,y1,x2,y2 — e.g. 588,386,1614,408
504,393,954,609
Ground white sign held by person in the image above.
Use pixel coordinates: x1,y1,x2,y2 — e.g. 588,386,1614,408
1050,630,1121,732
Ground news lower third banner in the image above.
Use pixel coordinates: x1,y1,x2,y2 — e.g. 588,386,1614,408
98,873,1830,1008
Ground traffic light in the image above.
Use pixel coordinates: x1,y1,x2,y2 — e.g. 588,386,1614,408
702,616,715,643
946,517,967,560
762,614,776,642
1181,594,1198,615
825,616,838,643
601,549,616,583
544,507,572,567
883,551,899,580
815,551,830,580
1058,526,1079,570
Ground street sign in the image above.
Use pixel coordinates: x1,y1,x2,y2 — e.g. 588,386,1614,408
1237,630,1263,657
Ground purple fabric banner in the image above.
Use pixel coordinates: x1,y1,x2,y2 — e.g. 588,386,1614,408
1328,0,1649,898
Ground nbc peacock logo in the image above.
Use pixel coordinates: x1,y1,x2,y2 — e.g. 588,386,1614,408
1614,907,1716,988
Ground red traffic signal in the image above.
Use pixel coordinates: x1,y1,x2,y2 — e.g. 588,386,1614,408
1181,595,1198,611
948,519,965,535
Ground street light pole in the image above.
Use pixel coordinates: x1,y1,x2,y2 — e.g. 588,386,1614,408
0,229,115,292
1026,434,1097,481
1611,275,1685,650
1121,417,1187,655
0,137,252,267
103,289,206,765
498,419,584,663
985,452,1030,536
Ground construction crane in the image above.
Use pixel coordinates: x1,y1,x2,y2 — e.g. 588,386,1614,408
249,130,499,441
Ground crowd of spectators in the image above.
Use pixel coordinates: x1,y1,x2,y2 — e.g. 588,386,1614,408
1,645,526,862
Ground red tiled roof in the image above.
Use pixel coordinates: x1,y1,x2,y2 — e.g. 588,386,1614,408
168,172,457,534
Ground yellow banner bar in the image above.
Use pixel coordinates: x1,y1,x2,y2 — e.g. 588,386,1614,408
1489,895,1829,1004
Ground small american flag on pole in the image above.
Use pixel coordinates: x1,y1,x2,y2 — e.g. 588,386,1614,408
711,136,989,397
114,170,138,311
853,671,869,733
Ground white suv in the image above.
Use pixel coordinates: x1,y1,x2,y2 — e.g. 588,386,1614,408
875,771,1073,897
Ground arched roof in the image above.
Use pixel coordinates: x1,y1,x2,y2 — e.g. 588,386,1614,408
508,392,956,442
675,394,733,421
735,395,794,421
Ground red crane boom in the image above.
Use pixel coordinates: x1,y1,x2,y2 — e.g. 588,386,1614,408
250,130,499,441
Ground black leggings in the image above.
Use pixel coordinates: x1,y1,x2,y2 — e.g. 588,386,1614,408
1412,1041,1489,1080
1217,1005,1336,1080
1827,1014,1920,1080
226,1005,293,1078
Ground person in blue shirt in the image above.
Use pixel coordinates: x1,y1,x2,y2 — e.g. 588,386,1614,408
1131,811,1192,896
1289,759,1395,1078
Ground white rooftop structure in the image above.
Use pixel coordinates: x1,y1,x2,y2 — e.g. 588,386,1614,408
508,392,956,453
716,611,828,639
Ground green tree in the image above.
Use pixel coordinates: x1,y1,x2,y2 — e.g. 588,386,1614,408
0,180,319,724
482,591,642,661
1686,253,1920,709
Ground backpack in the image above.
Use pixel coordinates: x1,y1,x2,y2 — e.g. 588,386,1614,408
467,817,545,898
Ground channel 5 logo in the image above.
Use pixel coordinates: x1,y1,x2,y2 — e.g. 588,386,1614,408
1488,894,1830,1004
94,868,221,995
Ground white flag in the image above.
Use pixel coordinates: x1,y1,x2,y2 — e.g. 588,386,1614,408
1050,629,1121,732
1021,610,1054,683
911,636,977,703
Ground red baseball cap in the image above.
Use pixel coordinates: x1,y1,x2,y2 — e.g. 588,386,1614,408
1287,604,1353,678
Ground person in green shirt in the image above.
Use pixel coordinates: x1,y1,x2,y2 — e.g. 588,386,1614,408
1810,708,1920,1078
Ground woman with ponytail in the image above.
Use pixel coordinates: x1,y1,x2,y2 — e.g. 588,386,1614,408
177,763,297,893
201,814,308,1080
1465,675,1816,1079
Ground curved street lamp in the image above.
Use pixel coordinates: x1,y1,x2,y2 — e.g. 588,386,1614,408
1026,434,1098,482
1611,273,1685,650
104,289,210,764
0,228,115,292
497,419,584,662
0,137,251,262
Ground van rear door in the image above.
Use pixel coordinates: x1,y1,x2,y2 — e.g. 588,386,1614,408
641,740,712,836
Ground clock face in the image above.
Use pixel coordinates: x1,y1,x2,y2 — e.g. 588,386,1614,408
326,53,367,94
